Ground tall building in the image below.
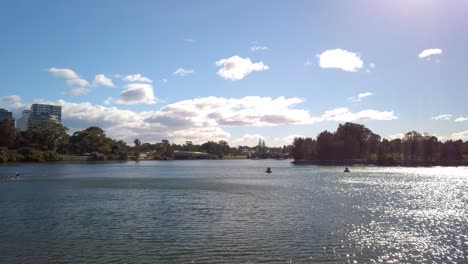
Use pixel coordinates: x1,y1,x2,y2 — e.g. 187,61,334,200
0,108,14,123
17,110,31,131
28,104,62,129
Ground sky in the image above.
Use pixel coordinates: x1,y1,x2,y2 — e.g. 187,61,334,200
1,0,467,146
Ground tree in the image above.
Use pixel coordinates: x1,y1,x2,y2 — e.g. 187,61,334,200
134,138,141,159
201,140,230,159
0,120,17,149
32,120,69,152
68,126,114,155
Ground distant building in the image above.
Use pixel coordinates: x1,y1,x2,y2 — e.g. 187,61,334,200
0,108,14,123
17,110,30,131
27,104,62,129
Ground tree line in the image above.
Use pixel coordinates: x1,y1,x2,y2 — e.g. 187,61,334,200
0,119,289,162
291,122,468,166
0,120,129,162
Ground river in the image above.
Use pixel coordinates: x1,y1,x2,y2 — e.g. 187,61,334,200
0,160,467,263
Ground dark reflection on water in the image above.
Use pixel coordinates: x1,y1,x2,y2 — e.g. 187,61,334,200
0,161,467,263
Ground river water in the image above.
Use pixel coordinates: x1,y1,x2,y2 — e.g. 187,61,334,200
0,160,467,263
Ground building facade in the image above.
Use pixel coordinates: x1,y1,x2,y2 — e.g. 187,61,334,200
17,110,30,131
27,104,62,129
0,108,14,123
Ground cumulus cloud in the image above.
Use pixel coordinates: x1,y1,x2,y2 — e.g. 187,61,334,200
0,95,21,103
173,68,194,76
114,83,156,105
145,96,318,128
455,117,468,122
92,74,115,88
418,48,442,59
348,92,373,102
317,49,364,72
122,74,152,83
232,134,265,146
48,67,90,96
322,107,397,121
272,134,306,147
216,56,269,81
432,114,452,120
48,68,80,79
66,87,89,97
10,95,400,145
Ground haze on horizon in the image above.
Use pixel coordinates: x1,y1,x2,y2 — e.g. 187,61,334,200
1,0,467,146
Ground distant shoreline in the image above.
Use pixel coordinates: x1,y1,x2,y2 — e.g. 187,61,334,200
291,159,468,167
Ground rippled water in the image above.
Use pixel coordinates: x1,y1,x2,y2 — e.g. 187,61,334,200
0,160,467,263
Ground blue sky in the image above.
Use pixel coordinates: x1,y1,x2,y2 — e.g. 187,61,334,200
1,0,467,146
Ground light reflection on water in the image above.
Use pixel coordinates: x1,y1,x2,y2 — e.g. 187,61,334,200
0,161,467,263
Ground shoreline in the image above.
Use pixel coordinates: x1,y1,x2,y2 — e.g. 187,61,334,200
291,159,468,167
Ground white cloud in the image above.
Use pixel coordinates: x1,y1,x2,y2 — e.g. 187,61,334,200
451,130,468,141
182,38,195,43
387,133,405,140
455,117,468,122
0,95,21,103
114,83,156,105
169,127,230,144
10,95,400,146
122,74,152,83
104,97,113,105
250,45,269,52
66,87,89,97
161,78,168,83
92,74,115,88
232,134,265,146
317,49,364,72
432,114,452,120
304,60,313,66
366,63,376,73
173,68,194,76
48,68,80,79
272,134,305,147
322,107,397,122
216,56,269,81
48,67,90,96
348,92,373,102
145,96,318,127
418,48,442,59
66,78,89,88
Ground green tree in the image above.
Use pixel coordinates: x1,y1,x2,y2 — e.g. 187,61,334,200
32,120,69,152
134,138,141,159
69,126,111,154
0,120,17,149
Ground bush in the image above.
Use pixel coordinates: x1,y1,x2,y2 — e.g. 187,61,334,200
90,152,105,161
18,147,44,162
43,151,63,161
0,147,8,163
8,149,24,162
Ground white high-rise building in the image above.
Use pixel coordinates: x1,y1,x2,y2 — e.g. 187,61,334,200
17,110,31,132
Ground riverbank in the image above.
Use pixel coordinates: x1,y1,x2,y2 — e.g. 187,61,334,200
292,159,468,167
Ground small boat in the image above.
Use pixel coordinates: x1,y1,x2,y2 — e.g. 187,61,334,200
265,167,272,173
344,167,350,173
